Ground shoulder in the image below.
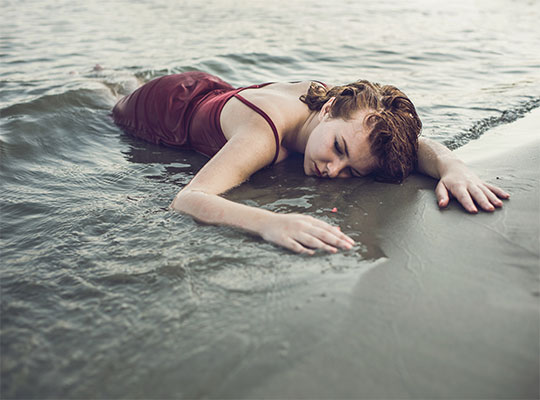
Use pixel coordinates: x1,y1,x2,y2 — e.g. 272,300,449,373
220,81,312,138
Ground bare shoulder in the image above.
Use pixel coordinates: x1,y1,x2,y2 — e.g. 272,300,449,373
220,81,312,157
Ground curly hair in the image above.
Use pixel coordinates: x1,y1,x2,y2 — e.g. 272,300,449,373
300,80,422,182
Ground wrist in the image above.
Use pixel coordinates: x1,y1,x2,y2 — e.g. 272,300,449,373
244,207,276,237
437,155,465,178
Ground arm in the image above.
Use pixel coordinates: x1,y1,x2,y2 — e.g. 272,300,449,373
170,128,354,254
416,137,510,213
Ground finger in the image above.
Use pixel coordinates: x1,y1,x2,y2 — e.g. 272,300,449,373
468,186,495,212
435,181,450,208
480,186,503,208
325,225,355,247
485,183,510,199
286,239,315,255
310,218,355,245
298,233,339,254
311,227,353,250
333,228,355,246
453,186,478,213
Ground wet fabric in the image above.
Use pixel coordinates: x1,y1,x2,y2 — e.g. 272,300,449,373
112,71,280,163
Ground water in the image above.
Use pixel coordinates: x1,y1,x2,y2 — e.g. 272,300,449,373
1,0,539,398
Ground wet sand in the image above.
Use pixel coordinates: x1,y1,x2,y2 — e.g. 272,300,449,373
217,109,540,399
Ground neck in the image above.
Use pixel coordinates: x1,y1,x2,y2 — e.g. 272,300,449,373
283,109,319,154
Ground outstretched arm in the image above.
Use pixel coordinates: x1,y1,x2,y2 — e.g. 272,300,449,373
416,137,510,213
170,127,354,254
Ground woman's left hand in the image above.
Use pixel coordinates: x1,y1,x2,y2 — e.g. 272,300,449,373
435,161,510,213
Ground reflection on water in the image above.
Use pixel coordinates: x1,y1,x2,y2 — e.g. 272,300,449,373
1,0,539,397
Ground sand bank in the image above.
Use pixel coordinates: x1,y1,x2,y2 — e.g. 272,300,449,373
229,109,540,399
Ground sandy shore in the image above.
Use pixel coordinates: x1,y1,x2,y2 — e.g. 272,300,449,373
223,109,540,399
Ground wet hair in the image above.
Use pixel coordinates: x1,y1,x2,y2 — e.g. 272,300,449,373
300,80,422,182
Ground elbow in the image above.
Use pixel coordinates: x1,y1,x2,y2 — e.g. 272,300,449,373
169,189,224,225
169,195,180,212
169,189,191,212
169,188,211,215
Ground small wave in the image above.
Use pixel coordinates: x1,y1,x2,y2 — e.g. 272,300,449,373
445,97,540,150
0,87,111,119
0,85,124,168
225,52,299,67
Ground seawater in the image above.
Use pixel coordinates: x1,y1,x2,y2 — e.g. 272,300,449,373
1,0,539,397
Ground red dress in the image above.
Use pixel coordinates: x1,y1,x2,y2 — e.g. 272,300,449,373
112,71,281,164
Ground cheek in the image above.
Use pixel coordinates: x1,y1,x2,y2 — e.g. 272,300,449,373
312,126,329,149
367,155,379,172
337,169,352,178
307,136,320,158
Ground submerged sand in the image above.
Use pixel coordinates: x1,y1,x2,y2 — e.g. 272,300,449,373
219,109,540,399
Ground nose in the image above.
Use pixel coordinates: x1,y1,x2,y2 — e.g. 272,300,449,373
325,159,345,178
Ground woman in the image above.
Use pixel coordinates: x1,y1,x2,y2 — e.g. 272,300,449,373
113,71,509,254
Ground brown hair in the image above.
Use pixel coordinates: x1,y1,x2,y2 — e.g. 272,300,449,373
300,80,422,182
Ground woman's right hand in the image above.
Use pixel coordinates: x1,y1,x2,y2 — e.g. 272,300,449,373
260,213,355,255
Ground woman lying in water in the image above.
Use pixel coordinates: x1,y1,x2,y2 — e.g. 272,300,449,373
113,71,509,254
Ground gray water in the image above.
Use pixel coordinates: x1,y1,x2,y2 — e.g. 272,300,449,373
1,0,539,398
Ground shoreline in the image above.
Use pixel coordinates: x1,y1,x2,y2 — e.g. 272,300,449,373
236,108,540,399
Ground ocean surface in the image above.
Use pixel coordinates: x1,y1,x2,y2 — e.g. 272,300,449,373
1,0,539,398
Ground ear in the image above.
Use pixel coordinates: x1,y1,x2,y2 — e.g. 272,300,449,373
319,97,335,121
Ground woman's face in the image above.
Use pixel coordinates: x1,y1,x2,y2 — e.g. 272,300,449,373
304,101,378,179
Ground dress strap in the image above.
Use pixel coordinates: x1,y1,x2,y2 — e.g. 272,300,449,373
232,92,280,165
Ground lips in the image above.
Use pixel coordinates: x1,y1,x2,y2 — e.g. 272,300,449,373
314,163,322,177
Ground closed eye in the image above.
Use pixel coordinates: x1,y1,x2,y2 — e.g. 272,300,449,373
334,139,343,155
350,167,364,177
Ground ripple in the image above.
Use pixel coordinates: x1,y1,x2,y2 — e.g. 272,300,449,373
2,0,540,397
446,98,540,149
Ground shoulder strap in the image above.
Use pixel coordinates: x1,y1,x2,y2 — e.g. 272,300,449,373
233,92,280,165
